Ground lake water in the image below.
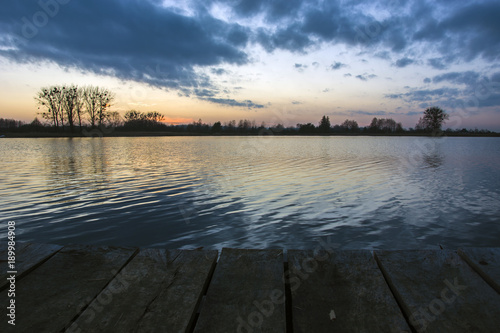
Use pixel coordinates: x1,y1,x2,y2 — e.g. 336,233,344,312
1,136,499,250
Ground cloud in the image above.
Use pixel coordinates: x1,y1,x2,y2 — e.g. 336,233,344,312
217,0,305,22
427,58,449,70
385,93,404,99
394,57,415,68
194,89,217,98
211,68,230,76
0,0,249,98
330,62,347,70
200,97,265,109
431,71,481,86
355,74,377,81
2,0,500,117
347,110,391,116
294,63,308,72
386,71,500,111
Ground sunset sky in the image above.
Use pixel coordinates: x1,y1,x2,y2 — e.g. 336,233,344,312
1,0,500,130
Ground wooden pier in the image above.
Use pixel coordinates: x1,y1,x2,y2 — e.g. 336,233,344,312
1,242,500,332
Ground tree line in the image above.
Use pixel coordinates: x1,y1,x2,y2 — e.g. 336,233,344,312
35,85,116,132
1,87,498,136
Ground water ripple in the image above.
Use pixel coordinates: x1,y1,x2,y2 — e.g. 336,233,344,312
1,136,499,250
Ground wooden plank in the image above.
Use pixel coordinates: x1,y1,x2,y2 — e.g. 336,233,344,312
288,250,411,333
0,244,136,332
194,248,286,333
0,241,62,290
458,247,500,293
375,249,500,332
67,248,218,332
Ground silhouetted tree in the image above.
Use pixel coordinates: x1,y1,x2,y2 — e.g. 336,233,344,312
107,111,123,127
211,121,222,133
96,87,114,127
225,120,236,132
297,123,316,134
341,119,359,132
0,118,24,129
123,110,165,129
416,106,449,132
369,117,403,133
74,87,85,131
145,111,164,123
318,115,331,133
35,86,63,129
61,85,78,132
82,86,99,128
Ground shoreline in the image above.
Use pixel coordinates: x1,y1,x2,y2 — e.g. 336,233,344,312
2,131,500,138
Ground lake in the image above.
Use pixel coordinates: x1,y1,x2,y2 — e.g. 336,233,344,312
1,136,499,250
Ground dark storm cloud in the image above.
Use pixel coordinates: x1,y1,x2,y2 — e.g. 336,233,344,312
0,0,249,97
247,0,500,65
256,25,312,53
217,0,305,22
2,0,500,107
413,1,500,65
387,71,500,110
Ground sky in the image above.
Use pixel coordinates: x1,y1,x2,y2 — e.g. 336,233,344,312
1,0,500,130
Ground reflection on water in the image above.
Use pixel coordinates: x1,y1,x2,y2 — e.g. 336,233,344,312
1,136,499,250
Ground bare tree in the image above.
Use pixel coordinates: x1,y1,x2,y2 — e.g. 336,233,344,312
145,111,164,123
75,87,85,131
82,86,114,128
35,86,63,130
96,88,115,126
107,111,123,127
61,85,78,132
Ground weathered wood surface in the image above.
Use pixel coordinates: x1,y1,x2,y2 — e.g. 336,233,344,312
458,247,500,294
0,241,62,290
67,248,217,332
0,244,137,332
288,249,411,333
375,249,500,332
2,243,500,332
194,248,286,332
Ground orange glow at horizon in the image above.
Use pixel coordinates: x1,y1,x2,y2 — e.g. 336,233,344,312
161,117,194,125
